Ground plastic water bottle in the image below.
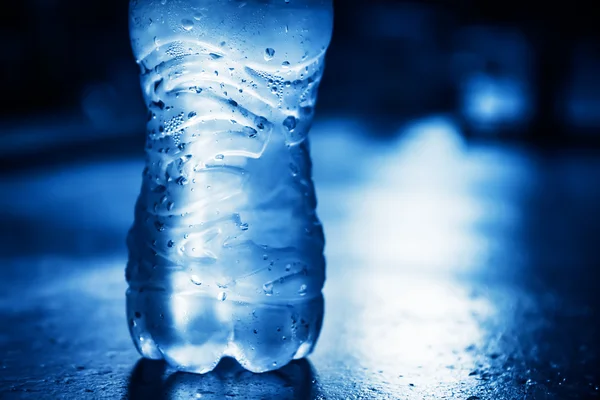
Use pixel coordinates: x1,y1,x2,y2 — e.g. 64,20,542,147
126,0,333,373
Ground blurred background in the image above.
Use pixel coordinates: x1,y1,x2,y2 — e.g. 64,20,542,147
3,0,600,164
1,0,600,399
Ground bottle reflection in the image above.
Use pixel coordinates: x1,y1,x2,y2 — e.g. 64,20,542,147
128,357,318,400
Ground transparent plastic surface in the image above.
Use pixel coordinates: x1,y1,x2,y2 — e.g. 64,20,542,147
126,0,333,373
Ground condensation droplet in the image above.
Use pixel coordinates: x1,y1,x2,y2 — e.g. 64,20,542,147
298,284,307,296
263,282,274,296
283,116,297,131
264,48,275,61
181,19,194,31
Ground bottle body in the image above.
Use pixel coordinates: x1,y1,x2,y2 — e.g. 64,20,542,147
126,0,332,373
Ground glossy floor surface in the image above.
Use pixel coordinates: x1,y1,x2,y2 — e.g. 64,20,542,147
1,116,599,399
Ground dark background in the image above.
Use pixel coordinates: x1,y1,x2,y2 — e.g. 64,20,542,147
1,1,600,399
3,0,600,168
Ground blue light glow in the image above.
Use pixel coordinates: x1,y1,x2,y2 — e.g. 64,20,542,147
462,73,530,131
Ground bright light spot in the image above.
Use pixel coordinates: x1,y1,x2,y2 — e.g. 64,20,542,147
171,291,191,327
342,116,489,272
139,333,162,359
462,73,530,130
347,274,494,384
325,115,530,273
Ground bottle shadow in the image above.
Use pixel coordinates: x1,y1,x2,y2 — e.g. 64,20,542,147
127,357,319,400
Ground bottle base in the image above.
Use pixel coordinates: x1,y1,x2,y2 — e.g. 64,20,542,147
127,289,324,374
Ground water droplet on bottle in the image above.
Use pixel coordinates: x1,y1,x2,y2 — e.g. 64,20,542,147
188,111,197,119
256,116,267,130
244,126,258,138
283,116,297,131
298,284,307,296
190,275,202,285
264,48,275,61
176,176,189,185
253,329,258,334
167,202,174,211
192,11,203,21
263,282,274,296
263,254,268,260
285,264,292,271
289,163,299,177
181,19,194,31
215,154,224,160
272,361,278,367
154,221,165,232
217,292,227,301
281,61,290,67
240,223,249,231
